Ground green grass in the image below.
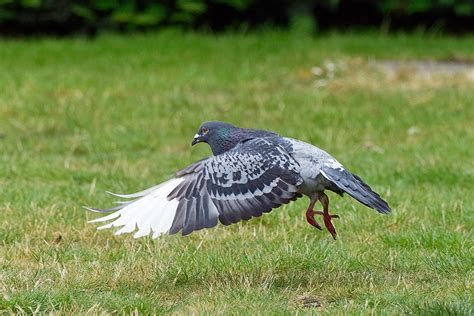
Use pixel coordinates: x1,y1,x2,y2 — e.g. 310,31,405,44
0,31,473,314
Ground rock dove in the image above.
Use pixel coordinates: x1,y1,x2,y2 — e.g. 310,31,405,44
87,121,390,240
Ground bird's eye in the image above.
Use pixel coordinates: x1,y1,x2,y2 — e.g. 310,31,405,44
202,127,209,134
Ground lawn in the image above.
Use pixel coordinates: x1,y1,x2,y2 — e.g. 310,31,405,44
0,31,473,314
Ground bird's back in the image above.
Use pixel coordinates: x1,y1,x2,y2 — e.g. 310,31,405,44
282,137,343,195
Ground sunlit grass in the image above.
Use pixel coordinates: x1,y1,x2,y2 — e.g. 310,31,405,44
0,31,473,314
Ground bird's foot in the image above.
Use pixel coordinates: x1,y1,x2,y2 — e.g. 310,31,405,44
314,211,339,240
305,209,322,230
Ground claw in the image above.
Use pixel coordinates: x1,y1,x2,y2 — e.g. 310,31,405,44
315,210,338,240
306,209,322,230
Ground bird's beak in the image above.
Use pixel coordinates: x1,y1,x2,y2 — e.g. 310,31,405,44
191,134,201,146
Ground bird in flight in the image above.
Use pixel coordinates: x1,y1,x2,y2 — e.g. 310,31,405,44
87,121,390,240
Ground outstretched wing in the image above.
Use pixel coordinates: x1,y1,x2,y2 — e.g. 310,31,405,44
88,138,303,238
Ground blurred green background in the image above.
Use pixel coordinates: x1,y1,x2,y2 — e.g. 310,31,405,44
1,0,473,36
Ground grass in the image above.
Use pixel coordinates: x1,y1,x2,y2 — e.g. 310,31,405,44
0,30,473,314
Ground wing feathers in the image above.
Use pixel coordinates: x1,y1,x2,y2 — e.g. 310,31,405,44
87,137,303,238
88,178,184,238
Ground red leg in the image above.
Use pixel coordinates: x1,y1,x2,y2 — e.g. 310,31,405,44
314,193,339,240
305,193,322,230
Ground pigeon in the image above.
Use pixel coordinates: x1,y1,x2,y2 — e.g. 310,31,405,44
86,121,390,240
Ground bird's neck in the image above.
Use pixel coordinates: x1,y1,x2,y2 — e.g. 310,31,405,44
210,128,277,155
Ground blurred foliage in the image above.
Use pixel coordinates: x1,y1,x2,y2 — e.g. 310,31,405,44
0,0,473,36
378,0,474,15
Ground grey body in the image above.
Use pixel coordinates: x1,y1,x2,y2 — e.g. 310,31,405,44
284,137,339,196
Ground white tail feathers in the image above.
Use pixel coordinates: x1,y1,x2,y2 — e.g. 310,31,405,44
87,178,184,239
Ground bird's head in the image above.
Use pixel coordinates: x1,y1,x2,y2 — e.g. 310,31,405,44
192,121,238,155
